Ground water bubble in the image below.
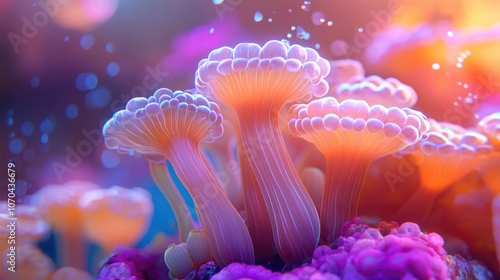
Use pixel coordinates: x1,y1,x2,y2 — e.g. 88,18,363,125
254,11,263,22
301,0,311,11
456,62,463,68
64,36,69,42
105,42,114,53
327,20,333,26
106,62,120,76
30,76,40,88
291,26,296,31
101,149,120,168
288,8,292,12
268,18,273,22
432,63,440,70
65,104,78,119
358,27,364,32
447,31,454,37
41,134,49,144
80,34,95,50
287,33,292,38
21,122,34,136
209,27,215,34
311,11,325,25
75,73,98,91
464,97,474,104
85,87,111,109
296,26,310,40
9,138,24,154
212,0,224,4
457,57,464,63
315,43,320,49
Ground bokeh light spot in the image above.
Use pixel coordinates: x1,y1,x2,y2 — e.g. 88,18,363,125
85,87,111,108
41,134,49,144
311,11,325,25
9,138,25,154
330,39,349,56
21,122,34,136
106,62,120,76
75,73,98,91
101,149,120,168
105,42,114,53
65,104,79,119
254,11,263,22
40,117,55,133
30,76,40,88
212,0,224,4
80,34,95,50
7,117,13,126
432,63,441,70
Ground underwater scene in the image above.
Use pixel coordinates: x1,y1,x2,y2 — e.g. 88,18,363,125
2,0,500,279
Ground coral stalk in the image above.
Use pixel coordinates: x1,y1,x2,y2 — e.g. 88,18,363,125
149,162,195,243
166,138,254,266
238,112,319,264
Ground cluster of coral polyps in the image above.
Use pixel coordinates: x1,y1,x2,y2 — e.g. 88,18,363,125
102,40,499,279
0,181,154,280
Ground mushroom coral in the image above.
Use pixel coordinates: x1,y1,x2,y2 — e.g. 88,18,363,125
333,75,418,108
0,202,49,253
103,88,254,266
289,97,429,243
104,95,196,244
31,180,99,269
195,40,329,264
1,244,55,280
78,186,153,253
48,267,93,280
394,119,495,223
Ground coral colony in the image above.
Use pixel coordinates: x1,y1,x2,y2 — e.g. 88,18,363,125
3,40,499,280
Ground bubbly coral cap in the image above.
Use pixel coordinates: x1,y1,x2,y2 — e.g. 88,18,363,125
477,112,500,146
334,75,418,108
103,88,223,162
289,97,429,154
195,40,330,106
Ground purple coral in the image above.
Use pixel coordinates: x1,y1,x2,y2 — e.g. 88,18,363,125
211,263,279,280
96,246,169,280
311,222,450,279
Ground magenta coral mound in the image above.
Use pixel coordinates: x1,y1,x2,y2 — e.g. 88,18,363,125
337,223,448,279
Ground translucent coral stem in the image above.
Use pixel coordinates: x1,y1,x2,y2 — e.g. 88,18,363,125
167,139,255,267
239,114,320,265
204,142,244,211
322,155,370,244
392,187,440,224
57,229,86,270
239,144,276,263
150,162,195,243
